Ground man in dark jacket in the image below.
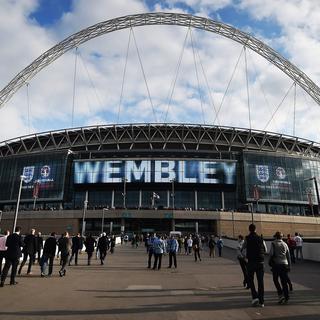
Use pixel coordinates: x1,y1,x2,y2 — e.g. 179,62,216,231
242,224,267,307
69,233,81,266
84,234,96,265
18,228,36,275
59,232,71,277
1,226,24,287
35,231,44,263
97,233,109,265
40,232,57,276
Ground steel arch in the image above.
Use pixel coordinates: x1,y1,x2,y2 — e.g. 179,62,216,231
0,12,320,108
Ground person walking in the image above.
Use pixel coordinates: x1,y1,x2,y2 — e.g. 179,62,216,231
217,236,224,257
187,235,193,255
208,235,216,258
59,232,71,277
152,235,165,270
40,232,57,277
242,224,267,307
147,233,156,269
35,231,44,264
184,236,188,255
97,232,109,265
294,232,303,261
193,235,201,262
286,234,296,264
0,230,10,276
18,228,36,275
237,235,249,289
269,231,292,304
84,234,96,265
167,235,179,268
0,226,24,287
69,233,81,266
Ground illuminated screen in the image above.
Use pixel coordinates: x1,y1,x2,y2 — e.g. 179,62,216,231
74,159,236,185
0,153,67,201
244,152,320,203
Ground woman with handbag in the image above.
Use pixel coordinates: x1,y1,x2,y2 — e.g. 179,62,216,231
269,232,291,304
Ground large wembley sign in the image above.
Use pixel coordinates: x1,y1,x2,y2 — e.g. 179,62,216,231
74,159,236,185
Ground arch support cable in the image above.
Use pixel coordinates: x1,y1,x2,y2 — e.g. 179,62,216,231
118,29,132,123
244,46,252,129
0,12,320,111
71,47,78,127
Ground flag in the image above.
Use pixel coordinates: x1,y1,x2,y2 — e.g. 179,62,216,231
153,192,160,199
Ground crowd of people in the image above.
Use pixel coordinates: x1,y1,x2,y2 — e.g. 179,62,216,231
0,224,305,309
0,227,117,287
236,225,304,307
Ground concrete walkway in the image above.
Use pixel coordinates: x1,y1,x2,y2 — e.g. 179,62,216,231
0,245,319,320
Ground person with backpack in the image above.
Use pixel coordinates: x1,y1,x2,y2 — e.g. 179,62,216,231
242,224,267,307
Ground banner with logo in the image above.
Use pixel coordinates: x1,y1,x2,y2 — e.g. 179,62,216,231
243,152,320,203
0,152,67,202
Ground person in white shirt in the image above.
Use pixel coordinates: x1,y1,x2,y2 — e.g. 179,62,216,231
294,232,303,260
187,236,193,255
0,230,10,276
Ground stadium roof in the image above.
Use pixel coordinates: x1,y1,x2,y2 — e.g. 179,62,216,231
0,123,319,158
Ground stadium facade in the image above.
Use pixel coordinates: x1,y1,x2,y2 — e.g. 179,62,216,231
1,123,320,237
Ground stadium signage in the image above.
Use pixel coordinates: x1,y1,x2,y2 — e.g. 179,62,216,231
74,160,236,185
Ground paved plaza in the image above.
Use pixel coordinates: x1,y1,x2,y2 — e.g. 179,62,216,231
0,245,319,320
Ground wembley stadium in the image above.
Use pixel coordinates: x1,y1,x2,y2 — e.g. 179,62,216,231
1,122,320,237
1,13,320,236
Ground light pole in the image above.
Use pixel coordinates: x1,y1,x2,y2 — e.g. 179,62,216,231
123,178,127,209
101,208,107,234
13,175,25,233
170,179,175,209
0,210,3,232
81,191,88,236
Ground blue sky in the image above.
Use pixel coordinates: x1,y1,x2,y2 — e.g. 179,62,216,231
0,0,319,142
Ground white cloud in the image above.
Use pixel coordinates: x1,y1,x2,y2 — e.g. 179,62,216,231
0,0,320,144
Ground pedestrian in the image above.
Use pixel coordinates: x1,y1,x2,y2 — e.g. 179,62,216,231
217,236,224,257
167,235,179,268
97,232,109,265
242,224,267,307
177,236,182,254
184,236,188,255
193,235,201,262
69,233,81,266
18,228,36,275
79,234,85,254
40,232,57,277
208,235,216,258
84,234,96,265
35,231,44,263
269,231,291,304
187,235,193,255
294,232,303,260
152,235,165,270
286,234,296,264
147,233,156,269
57,233,64,260
0,226,24,287
110,235,116,254
0,230,10,276
59,232,71,277
237,235,249,289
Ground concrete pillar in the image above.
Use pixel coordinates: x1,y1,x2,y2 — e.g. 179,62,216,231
221,191,225,210
195,221,199,234
167,190,170,208
194,190,198,210
111,190,115,209
121,218,125,233
139,190,142,209
171,219,175,231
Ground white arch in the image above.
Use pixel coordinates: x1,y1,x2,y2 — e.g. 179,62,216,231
0,12,319,108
